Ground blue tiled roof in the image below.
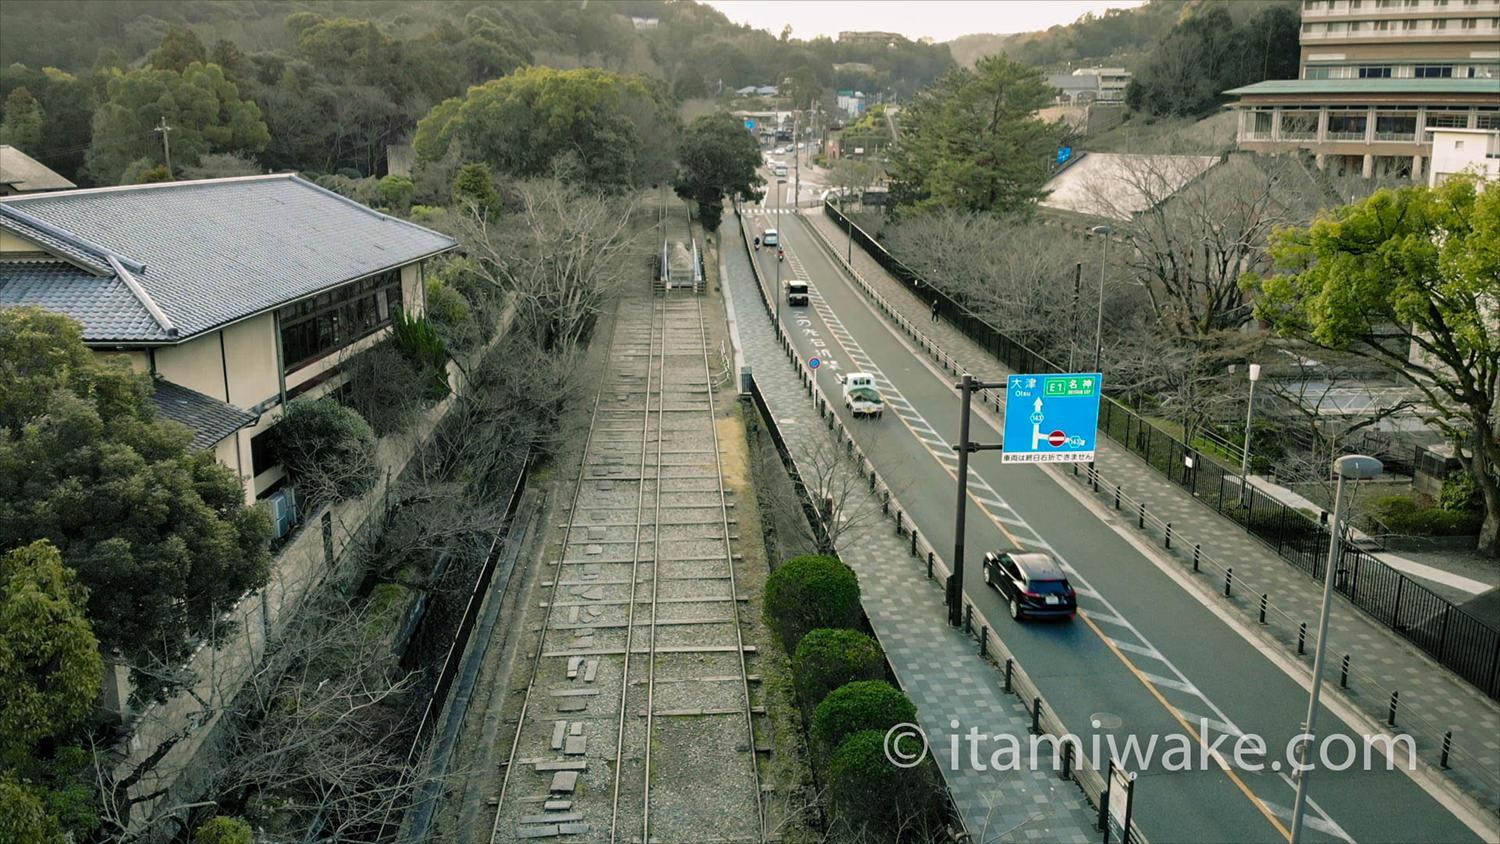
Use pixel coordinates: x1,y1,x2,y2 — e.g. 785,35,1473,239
150,379,257,450
0,260,171,342
0,174,456,343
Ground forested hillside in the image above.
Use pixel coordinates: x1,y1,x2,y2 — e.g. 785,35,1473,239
0,0,952,187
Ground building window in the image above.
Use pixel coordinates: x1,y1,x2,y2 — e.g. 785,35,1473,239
1426,111,1469,128
1280,110,1319,139
1416,65,1455,77
1358,65,1393,77
1477,113,1500,130
1460,17,1477,28
250,428,277,476
1374,112,1418,140
1328,112,1368,139
278,269,403,373
1252,110,1274,137
1305,66,1333,78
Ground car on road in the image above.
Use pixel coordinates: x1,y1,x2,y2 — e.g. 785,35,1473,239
761,228,778,247
982,551,1076,621
838,372,884,419
784,279,809,306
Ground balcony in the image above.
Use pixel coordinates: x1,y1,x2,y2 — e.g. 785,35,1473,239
1327,130,1369,140
1374,130,1419,141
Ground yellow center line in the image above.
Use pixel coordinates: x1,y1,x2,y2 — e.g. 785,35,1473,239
823,328,1291,842
1079,611,1292,842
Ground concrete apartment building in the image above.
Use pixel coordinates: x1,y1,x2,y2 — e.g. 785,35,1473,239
0,174,456,516
1226,0,1500,179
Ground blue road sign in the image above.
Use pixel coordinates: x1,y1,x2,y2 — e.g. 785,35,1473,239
1002,373,1101,463
809,357,821,369
745,119,756,129
1057,146,1072,164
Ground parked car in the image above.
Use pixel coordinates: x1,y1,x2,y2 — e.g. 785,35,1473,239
982,551,1076,621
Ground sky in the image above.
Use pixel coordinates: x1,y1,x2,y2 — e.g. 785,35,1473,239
701,1,1150,43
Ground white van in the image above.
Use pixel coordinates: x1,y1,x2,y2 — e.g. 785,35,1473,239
762,228,778,247
774,163,788,178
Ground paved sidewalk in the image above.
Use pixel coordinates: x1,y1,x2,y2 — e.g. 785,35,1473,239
800,209,1500,821
721,215,1099,843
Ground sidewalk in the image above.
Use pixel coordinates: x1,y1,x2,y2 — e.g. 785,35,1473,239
721,216,1099,843
800,209,1500,822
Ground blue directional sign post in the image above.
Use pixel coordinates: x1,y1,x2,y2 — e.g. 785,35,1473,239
1002,373,1102,463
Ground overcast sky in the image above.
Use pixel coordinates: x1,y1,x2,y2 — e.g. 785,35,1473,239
701,1,1149,43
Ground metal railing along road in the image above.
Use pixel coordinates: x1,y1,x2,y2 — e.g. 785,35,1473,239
735,208,1148,842
822,200,1500,703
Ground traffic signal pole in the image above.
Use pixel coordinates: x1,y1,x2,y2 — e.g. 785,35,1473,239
950,374,1006,627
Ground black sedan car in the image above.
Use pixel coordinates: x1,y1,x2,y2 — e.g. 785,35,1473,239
982,551,1077,621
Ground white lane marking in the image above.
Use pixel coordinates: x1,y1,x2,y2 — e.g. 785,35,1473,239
800,283,1355,844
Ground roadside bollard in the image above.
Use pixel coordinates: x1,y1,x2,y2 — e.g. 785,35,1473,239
1193,544,1201,572
1061,741,1073,780
1388,691,1399,727
1090,462,1099,491
911,529,918,556
1259,594,1268,624
1114,485,1122,509
1298,622,1307,655
964,604,973,634
1225,567,1233,597
1165,522,1172,549
1004,659,1013,693
1031,697,1042,735
895,511,903,535
1137,503,1146,529
979,626,988,658
1340,654,1350,688
1440,731,1452,769
926,552,933,580
882,491,890,515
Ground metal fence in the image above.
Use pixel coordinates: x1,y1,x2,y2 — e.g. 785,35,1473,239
824,201,1500,700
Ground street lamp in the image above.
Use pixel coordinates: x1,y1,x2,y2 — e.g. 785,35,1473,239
1240,363,1262,498
1089,225,1112,372
1288,454,1382,844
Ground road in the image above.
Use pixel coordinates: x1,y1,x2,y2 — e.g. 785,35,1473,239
739,204,1481,844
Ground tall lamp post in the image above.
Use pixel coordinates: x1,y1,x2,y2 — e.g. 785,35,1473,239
1288,454,1382,844
1089,225,1113,372
1240,363,1262,499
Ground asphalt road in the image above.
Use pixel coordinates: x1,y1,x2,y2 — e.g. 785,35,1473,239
744,211,1481,844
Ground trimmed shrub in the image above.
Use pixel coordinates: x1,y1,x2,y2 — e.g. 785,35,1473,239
269,398,379,504
763,554,861,649
811,680,917,752
377,174,415,213
193,815,252,844
792,628,885,715
391,311,450,401
826,730,942,838
1372,495,1481,536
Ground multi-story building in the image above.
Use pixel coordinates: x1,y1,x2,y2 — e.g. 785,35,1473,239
1226,0,1500,179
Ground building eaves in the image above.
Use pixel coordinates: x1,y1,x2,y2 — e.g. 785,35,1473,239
150,378,258,451
1225,78,1500,97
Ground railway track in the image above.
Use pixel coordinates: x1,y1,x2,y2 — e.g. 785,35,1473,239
490,272,765,842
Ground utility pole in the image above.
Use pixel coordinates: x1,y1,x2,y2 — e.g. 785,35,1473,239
950,374,1006,627
1068,262,1082,372
793,113,800,212
154,116,174,179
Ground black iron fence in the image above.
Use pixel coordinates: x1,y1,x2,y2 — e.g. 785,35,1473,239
824,201,1500,700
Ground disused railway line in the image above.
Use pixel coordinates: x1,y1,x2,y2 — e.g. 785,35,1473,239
489,219,764,842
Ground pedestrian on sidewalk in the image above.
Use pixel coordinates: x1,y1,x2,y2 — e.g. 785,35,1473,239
930,298,940,323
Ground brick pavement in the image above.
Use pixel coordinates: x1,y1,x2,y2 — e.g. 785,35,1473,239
721,212,1099,844
799,208,1500,824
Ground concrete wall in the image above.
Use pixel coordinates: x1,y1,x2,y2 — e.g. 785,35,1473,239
114,295,514,836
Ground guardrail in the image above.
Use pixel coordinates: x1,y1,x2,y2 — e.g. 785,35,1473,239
802,207,1500,808
820,200,1500,703
734,207,1147,843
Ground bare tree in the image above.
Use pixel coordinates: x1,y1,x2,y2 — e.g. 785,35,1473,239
1085,153,1321,341
450,178,642,350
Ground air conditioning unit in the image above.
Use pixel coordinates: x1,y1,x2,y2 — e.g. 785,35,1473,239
268,488,298,540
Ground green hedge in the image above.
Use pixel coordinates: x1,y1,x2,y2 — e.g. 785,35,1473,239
269,399,379,503
763,554,861,649
1373,495,1481,536
791,628,885,717
811,680,917,752
826,729,940,838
